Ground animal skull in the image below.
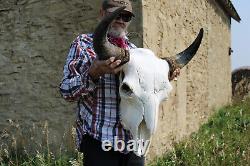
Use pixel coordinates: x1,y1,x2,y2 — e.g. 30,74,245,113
119,48,173,156
93,7,203,156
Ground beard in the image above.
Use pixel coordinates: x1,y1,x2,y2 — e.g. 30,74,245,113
108,25,127,38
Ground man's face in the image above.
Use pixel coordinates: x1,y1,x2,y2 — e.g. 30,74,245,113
101,9,132,37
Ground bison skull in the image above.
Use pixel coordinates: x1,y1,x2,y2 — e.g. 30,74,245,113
119,48,172,155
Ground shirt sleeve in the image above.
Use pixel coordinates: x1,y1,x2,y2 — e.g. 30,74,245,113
59,35,96,101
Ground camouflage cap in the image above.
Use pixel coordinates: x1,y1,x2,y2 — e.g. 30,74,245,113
102,0,134,16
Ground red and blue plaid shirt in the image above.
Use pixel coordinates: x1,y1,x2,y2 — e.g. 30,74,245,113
60,33,136,152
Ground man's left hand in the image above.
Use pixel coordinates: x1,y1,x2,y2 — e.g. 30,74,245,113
169,68,180,81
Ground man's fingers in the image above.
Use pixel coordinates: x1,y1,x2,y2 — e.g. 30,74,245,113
173,68,180,76
110,60,121,68
176,68,180,75
106,57,115,65
169,68,181,81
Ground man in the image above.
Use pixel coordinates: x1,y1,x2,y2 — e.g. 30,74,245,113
60,0,180,165
60,0,145,165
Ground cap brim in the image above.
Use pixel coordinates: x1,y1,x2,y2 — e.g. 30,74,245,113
106,7,135,17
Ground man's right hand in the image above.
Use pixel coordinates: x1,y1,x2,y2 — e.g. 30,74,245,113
88,57,123,80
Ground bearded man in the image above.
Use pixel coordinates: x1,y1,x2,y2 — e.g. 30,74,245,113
60,0,146,165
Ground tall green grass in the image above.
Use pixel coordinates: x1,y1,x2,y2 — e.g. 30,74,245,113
150,98,250,166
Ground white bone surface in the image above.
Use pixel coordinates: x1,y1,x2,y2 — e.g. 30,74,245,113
119,48,173,156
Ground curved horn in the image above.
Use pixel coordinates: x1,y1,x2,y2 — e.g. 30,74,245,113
163,28,204,80
93,6,130,65
175,28,204,68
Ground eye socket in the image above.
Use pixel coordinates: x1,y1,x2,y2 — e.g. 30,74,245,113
121,83,133,96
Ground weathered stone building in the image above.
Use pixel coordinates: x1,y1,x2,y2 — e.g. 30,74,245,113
0,0,240,161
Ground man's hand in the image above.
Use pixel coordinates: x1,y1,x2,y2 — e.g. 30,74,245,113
89,57,123,79
169,68,180,81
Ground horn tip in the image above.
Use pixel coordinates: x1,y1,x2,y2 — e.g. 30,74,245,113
200,28,204,35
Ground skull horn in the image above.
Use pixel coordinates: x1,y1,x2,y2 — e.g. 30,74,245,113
164,28,204,79
175,28,204,68
93,6,130,65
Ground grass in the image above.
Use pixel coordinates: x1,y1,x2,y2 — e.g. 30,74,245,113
0,151,82,166
0,98,249,165
0,121,83,166
149,98,250,166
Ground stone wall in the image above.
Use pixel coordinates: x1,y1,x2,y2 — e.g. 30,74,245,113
0,0,232,161
0,0,103,152
0,0,143,155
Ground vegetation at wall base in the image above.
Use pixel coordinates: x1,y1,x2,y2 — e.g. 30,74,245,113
149,98,250,166
0,121,83,166
0,149,83,166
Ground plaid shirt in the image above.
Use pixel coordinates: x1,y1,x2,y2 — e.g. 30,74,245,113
60,33,136,152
